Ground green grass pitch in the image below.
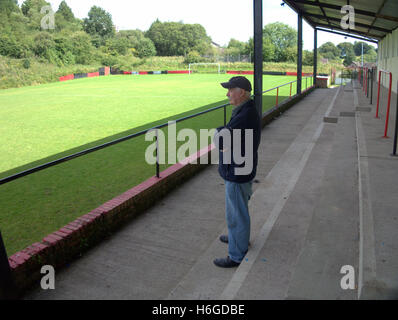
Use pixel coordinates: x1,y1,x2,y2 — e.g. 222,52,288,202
0,73,308,255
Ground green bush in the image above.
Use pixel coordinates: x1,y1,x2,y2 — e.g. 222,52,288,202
70,32,95,64
22,58,30,69
100,53,119,67
45,48,63,66
105,37,131,56
135,38,156,58
0,34,28,58
184,50,203,64
33,32,55,57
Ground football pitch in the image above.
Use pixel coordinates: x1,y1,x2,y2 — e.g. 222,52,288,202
0,73,305,255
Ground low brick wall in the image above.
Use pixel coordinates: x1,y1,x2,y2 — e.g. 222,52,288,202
6,86,316,298
7,145,215,297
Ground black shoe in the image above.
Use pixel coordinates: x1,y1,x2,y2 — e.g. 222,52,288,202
219,235,229,243
213,256,240,268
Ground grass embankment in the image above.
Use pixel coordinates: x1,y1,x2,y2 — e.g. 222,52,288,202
0,55,340,90
0,74,304,255
0,55,102,89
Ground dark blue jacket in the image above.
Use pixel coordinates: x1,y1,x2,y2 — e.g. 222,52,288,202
214,99,261,183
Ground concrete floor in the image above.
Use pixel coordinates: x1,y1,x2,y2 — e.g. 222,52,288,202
25,81,398,300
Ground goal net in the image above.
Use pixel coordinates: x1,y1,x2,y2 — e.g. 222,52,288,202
188,63,221,74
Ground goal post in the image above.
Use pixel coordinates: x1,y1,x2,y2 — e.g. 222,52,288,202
188,63,221,74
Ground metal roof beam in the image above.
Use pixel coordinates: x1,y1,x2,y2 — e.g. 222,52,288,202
367,0,387,35
282,0,317,29
316,27,379,43
315,21,382,40
315,0,331,29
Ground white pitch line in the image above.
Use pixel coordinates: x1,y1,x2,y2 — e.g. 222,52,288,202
220,87,341,300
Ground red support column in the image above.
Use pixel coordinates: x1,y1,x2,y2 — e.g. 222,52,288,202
376,70,382,118
383,72,393,138
276,87,279,106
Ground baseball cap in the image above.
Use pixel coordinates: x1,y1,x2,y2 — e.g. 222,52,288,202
220,76,252,92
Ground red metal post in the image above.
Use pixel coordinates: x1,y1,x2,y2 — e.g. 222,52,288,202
376,70,381,118
383,72,393,138
276,87,279,106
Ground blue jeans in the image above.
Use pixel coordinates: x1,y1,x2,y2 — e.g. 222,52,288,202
225,180,253,263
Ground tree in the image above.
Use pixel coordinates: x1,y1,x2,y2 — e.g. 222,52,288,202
70,31,95,64
263,38,275,62
55,1,81,32
337,42,354,58
0,34,29,58
303,50,313,66
353,41,374,56
318,41,340,60
245,37,275,62
343,51,355,66
105,37,130,55
146,20,211,56
134,37,156,58
364,51,377,63
181,23,211,55
263,22,297,62
337,42,355,66
227,39,246,53
116,29,156,57
284,46,297,63
184,50,203,64
20,0,52,31
32,31,55,56
56,1,74,21
83,6,115,39
226,38,249,61
21,0,33,15
0,0,18,16
21,0,49,16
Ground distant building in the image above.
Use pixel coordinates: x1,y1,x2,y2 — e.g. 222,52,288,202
211,41,222,48
348,61,361,69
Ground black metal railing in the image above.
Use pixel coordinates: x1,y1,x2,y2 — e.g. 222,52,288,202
392,82,398,157
0,101,230,185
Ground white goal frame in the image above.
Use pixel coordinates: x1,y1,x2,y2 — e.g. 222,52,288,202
188,63,221,74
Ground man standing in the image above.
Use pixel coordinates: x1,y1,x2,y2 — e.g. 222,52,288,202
213,76,261,268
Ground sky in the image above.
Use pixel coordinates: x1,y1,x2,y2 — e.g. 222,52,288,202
18,0,377,51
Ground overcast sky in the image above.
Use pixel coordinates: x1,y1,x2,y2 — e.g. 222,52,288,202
18,0,376,50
